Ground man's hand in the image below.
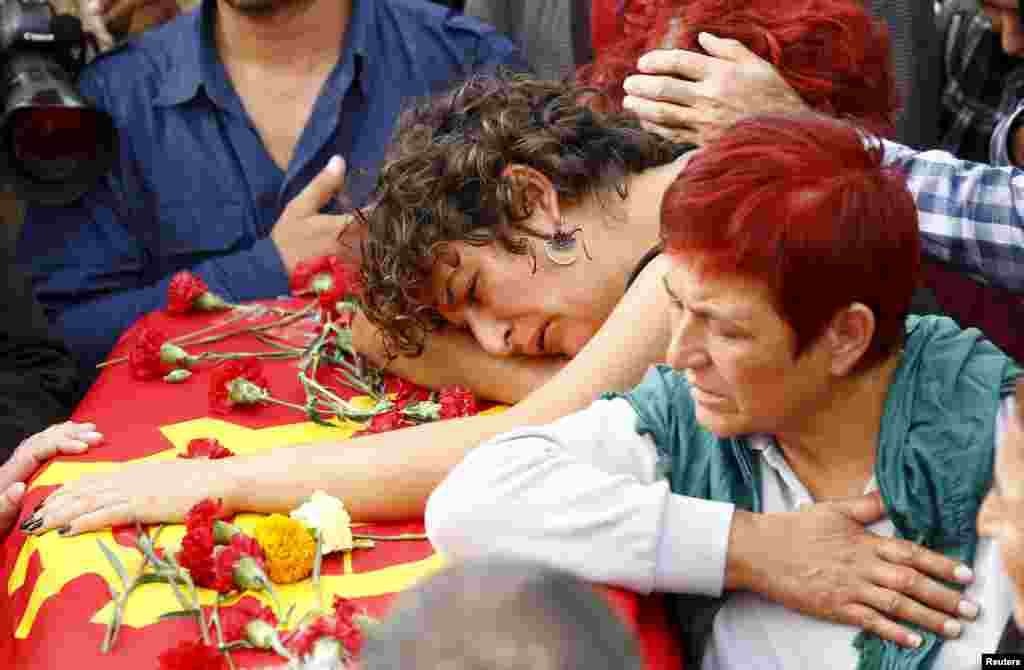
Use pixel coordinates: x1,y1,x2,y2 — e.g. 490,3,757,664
271,155,354,275
978,379,1024,626
730,492,978,649
80,0,181,51
621,32,809,146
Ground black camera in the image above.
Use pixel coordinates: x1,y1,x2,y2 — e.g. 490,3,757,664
0,0,116,205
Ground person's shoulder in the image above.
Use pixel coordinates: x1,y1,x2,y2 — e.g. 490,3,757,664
603,364,698,438
905,314,1022,397
377,0,516,45
77,11,194,104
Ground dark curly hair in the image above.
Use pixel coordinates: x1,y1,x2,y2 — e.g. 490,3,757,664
358,72,683,357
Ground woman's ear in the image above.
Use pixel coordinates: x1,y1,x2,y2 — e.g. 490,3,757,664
825,303,876,376
501,164,561,231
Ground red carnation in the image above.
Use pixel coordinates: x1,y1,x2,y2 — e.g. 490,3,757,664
129,328,168,380
185,498,227,533
209,359,269,414
179,438,235,460
287,595,365,658
363,409,406,434
158,640,226,670
387,378,431,409
290,255,360,322
212,597,276,643
227,532,264,561
289,255,359,296
177,499,229,588
177,524,216,590
439,385,478,420
167,271,229,314
210,547,242,593
332,594,364,654
285,617,337,659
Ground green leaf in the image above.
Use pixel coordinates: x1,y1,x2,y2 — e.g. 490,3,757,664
96,539,129,590
135,573,172,587
158,609,201,622
307,405,336,427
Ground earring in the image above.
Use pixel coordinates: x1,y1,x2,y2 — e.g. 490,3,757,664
544,221,589,266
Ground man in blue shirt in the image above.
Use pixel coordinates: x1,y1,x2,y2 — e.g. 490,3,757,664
18,0,524,372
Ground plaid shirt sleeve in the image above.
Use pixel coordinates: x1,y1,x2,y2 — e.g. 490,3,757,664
882,139,1024,293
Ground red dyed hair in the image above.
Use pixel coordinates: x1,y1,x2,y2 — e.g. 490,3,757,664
579,0,899,137
661,114,920,369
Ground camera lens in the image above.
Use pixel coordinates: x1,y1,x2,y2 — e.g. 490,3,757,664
9,106,103,183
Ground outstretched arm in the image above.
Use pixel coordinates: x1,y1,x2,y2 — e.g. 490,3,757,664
32,253,677,528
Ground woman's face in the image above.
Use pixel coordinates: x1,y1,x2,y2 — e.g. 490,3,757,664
428,236,626,358
663,259,833,437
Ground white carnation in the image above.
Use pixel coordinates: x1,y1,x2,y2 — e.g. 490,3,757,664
290,490,353,553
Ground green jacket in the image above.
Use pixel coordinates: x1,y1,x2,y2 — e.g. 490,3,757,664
608,316,1022,670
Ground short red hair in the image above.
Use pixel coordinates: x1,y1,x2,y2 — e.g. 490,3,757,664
661,114,920,369
579,0,899,137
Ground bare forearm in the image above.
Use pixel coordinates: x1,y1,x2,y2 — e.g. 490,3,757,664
223,407,530,520
384,336,566,404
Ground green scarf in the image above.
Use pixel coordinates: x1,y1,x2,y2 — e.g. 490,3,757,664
606,315,1021,670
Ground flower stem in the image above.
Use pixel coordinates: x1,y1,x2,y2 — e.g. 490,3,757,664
260,396,311,414
96,302,316,369
351,533,428,541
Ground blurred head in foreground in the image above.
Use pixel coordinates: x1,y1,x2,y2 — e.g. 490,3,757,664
360,559,643,670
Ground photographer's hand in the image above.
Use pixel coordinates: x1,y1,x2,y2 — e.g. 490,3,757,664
80,0,181,51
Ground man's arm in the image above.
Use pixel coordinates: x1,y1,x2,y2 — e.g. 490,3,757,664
20,151,354,371
881,139,1024,293
20,190,290,370
619,35,1024,295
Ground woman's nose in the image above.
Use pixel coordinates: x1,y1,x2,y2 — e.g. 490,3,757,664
666,317,708,370
464,308,512,356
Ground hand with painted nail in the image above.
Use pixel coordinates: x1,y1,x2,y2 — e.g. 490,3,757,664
978,379,1024,627
2,422,103,537
730,492,980,650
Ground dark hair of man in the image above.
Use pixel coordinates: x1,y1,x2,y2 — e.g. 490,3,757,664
357,71,682,358
359,558,643,670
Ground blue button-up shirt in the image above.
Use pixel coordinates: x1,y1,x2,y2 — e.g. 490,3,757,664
18,0,524,370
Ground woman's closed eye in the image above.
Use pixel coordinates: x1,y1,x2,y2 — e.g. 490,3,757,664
466,272,480,305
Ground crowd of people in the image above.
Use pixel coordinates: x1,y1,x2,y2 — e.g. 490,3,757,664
7,0,1024,667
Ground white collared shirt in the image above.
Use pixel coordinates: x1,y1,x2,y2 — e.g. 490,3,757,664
426,396,1016,670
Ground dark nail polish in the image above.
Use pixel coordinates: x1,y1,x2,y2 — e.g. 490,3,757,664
57,526,71,537
19,516,42,533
